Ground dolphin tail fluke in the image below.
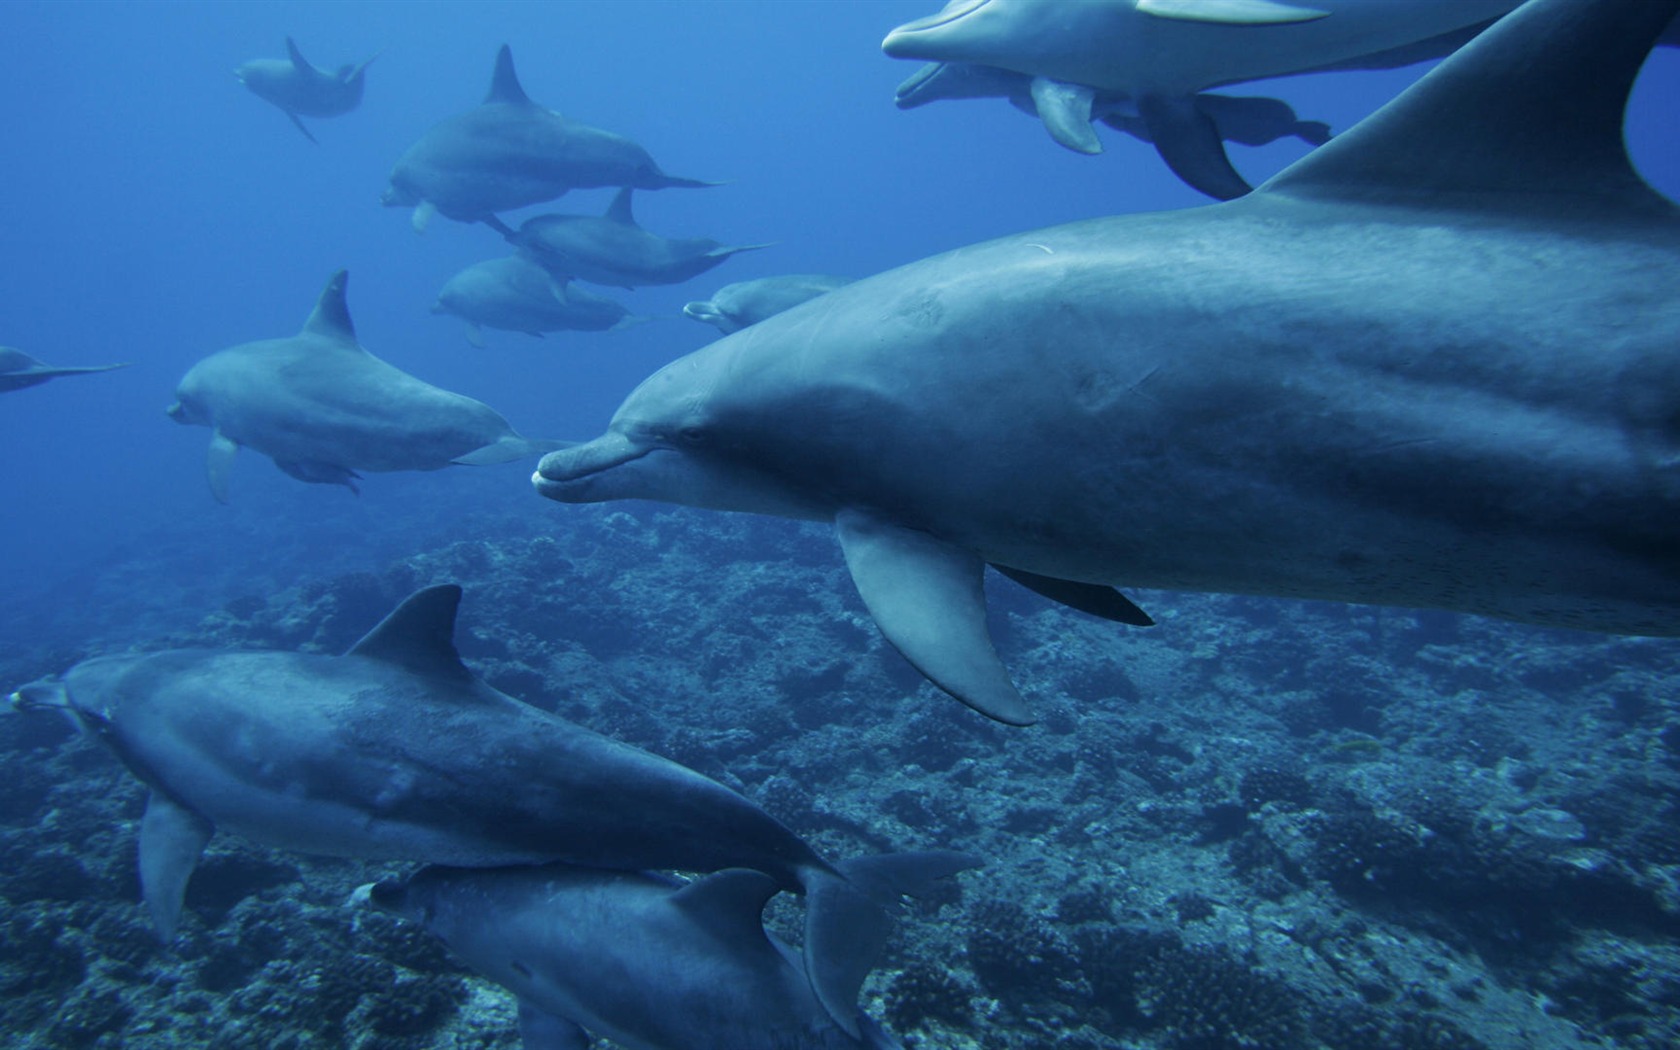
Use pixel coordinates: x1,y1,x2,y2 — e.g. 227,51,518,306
139,793,214,942
804,851,980,1040
1139,93,1253,201
284,110,319,145
343,50,381,85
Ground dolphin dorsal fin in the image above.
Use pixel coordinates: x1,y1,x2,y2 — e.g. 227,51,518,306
346,584,473,681
606,187,636,226
285,36,312,71
302,269,357,343
669,870,780,945
486,45,532,106
1262,0,1680,216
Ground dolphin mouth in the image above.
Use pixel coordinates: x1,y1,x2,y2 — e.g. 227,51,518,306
894,63,944,108
9,680,68,714
532,432,651,501
883,0,989,54
681,302,720,322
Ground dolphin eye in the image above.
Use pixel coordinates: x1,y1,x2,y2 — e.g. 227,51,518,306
677,426,708,446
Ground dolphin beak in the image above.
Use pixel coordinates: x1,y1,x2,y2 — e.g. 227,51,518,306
894,63,946,108
883,0,990,55
532,432,649,501
10,680,69,713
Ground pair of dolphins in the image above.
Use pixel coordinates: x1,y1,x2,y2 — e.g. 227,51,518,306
534,0,1680,726
11,585,972,1049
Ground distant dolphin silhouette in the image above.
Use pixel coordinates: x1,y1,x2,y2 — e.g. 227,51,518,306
235,37,376,143
539,0,1680,724
383,45,715,233
167,270,555,501
433,255,642,346
0,347,126,394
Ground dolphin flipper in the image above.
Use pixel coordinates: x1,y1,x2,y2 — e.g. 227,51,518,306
412,201,437,234
274,459,361,494
1138,93,1254,201
990,565,1155,626
834,508,1034,725
284,109,319,145
1029,77,1102,154
206,430,239,504
516,1001,591,1050
139,793,213,942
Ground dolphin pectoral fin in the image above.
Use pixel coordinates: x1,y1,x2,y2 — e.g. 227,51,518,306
284,110,319,145
707,243,774,259
411,200,437,234
273,458,361,494
206,431,239,504
1029,77,1102,154
516,1001,591,1050
1139,93,1254,201
1137,0,1329,25
464,323,486,349
991,565,1155,626
139,793,213,942
834,508,1035,725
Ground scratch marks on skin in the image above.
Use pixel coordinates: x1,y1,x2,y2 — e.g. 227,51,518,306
1025,243,1055,255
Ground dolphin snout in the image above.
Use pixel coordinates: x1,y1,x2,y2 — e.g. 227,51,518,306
532,432,650,502
883,0,990,55
10,679,68,713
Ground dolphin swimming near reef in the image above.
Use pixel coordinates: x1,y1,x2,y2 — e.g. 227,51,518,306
383,45,715,233
894,60,1329,160
882,0,1519,198
236,37,376,143
0,347,126,393
167,270,555,502
434,254,641,346
536,0,1680,727
367,855,975,1050
510,188,770,290
684,275,855,336
8,584,967,1030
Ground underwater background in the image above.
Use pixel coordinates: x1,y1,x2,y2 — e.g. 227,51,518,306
2,1,1678,1048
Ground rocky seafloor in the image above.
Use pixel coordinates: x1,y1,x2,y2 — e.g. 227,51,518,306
2,504,1677,1050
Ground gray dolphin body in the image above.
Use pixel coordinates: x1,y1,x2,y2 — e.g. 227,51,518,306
684,275,855,336
168,270,554,501
368,856,973,1050
536,0,1680,726
511,188,769,290
0,347,126,393
235,37,376,143
895,61,1329,159
434,255,638,346
383,46,713,233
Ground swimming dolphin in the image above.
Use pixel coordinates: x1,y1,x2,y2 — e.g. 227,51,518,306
0,347,126,393
684,275,855,336
167,270,555,502
366,855,976,1050
434,255,641,346
882,0,1517,198
510,188,770,290
235,37,377,144
895,60,1329,161
535,0,1680,726
8,584,963,1031
383,45,715,233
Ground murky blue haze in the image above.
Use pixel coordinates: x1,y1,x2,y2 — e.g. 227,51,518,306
1,2,1678,1049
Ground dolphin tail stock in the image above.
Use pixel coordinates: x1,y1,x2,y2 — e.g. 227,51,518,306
803,850,981,1040
452,435,572,467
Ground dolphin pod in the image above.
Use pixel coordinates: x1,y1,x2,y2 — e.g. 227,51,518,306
536,0,1680,725
167,270,556,501
0,347,126,393
383,45,716,233
235,37,376,143
9,584,974,1037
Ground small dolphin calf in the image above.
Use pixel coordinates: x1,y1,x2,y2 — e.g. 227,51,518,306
537,0,1680,725
368,857,974,1050
434,255,639,346
384,46,713,233
236,37,376,143
168,270,553,501
0,347,125,393
511,188,769,290
685,275,854,336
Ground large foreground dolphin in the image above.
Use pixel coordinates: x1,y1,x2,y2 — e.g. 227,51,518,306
367,855,975,1049
0,347,126,393
9,585,962,1031
383,46,714,233
235,37,376,143
536,0,1680,726
168,270,554,501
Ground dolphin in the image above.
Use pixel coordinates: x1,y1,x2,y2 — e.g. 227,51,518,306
510,188,770,290
167,270,556,502
684,275,855,336
366,855,976,1050
235,37,377,144
383,45,715,233
882,0,1518,198
434,254,642,347
894,60,1329,161
535,0,1680,726
8,584,966,1032
0,347,126,393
